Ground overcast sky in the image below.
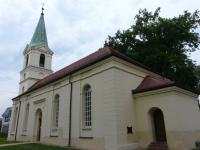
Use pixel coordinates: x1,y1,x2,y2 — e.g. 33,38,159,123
0,0,200,115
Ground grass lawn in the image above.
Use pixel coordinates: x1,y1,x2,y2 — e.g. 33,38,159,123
0,138,17,145
0,143,76,150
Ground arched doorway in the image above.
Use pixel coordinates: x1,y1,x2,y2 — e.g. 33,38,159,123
35,109,42,141
150,108,167,142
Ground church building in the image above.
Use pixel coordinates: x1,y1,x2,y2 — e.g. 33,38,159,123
8,9,200,150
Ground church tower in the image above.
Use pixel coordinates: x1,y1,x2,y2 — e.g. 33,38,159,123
19,8,53,94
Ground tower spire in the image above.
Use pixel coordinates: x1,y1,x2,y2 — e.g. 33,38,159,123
29,5,48,47
20,5,53,94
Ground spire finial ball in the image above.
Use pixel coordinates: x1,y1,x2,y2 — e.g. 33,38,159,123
41,3,45,15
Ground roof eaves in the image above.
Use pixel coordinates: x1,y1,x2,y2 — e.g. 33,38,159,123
132,83,199,95
132,83,175,94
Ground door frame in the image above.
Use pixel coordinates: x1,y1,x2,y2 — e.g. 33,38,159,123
149,108,167,142
34,108,42,141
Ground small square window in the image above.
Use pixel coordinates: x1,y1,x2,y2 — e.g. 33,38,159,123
127,126,133,134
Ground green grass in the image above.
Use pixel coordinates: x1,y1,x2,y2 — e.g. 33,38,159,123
0,138,17,145
0,143,76,150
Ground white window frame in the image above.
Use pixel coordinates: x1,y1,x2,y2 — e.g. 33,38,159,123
82,85,92,129
52,94,59,129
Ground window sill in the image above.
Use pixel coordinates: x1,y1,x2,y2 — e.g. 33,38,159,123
50,128,58,137
21,134,27,136
10,132,15,136
50,135,58,137
22,130,27,136
82,127,92,130
79,136,93,139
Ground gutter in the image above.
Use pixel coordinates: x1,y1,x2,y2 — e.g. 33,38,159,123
14,100,22,141
68,75,73,147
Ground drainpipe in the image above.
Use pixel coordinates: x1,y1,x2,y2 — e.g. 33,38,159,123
14,100,21,141
68,75,73,147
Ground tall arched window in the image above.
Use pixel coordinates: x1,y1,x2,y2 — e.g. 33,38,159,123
39,54,45,67
25,54,29,67
11,107,18,132
52,94,59,128
23,103,30,131
83,85,92,128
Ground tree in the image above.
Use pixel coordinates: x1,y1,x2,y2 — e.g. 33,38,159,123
195,65,200,92
105,8,200,92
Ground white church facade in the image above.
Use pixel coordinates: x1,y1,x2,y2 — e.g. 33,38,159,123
8,10,200,150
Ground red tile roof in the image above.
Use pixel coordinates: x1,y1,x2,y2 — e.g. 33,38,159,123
132,75,175,94
14,47,149,99
132,75,199,94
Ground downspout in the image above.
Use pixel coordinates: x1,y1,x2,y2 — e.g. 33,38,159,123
14,100,21,141
68,75,73,147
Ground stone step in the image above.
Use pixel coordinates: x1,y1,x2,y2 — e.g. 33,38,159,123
146,142,168,150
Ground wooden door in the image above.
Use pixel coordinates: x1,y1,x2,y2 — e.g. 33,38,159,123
153,109,167,141
38,117,42,141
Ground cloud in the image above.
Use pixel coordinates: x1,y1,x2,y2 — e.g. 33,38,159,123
0,0,200,115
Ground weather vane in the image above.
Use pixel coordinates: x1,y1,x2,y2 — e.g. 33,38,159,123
41,2,45,15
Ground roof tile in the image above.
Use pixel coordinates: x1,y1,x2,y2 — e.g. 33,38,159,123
132,75,175,94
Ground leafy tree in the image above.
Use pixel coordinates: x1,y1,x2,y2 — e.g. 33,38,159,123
195,65,200,92
105,8,200,92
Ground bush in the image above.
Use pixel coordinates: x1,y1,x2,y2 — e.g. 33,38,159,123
0,133,7,138
196,141,200,148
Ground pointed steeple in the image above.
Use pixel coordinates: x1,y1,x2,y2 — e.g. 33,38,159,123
29,8,48,47
19,5,53,94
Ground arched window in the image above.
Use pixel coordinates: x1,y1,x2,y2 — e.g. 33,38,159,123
23,103,30,131
25,54,29,67
24,73,26,79
39,54,45,67
83,85,92,128
52,94,59,128
11,107,18,132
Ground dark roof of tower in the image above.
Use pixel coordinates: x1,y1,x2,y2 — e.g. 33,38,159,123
29,13,48,47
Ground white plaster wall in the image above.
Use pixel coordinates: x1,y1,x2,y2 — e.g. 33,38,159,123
19,66,52,94
71,68,117,150
28,51,39,67
19,45,53,94
135,90,200,150
8,101,20,141
10,58,122,149
113,68,144,147
27,51,52,70
45,55,52,70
